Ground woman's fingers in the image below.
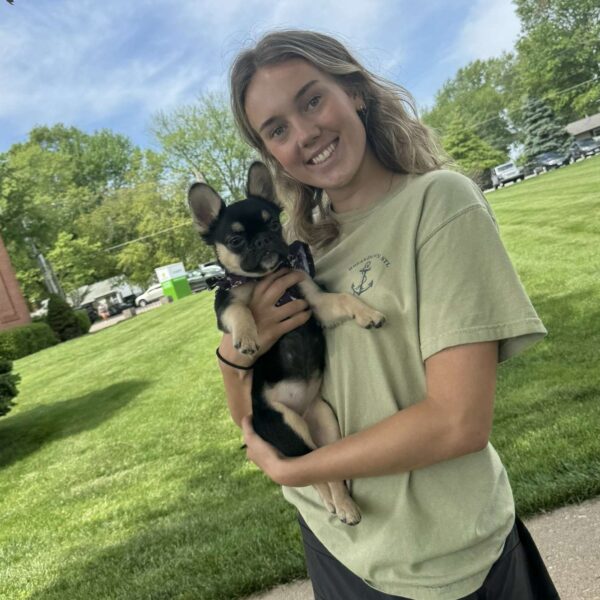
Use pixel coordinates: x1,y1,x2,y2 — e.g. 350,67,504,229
272,299,309,322
254,270,306,307
276,307,312,336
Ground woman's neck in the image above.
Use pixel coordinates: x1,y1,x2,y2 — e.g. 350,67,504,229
326,147,396,214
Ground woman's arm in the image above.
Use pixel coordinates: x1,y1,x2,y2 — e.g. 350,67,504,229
218,269,312,428
241,340,498,485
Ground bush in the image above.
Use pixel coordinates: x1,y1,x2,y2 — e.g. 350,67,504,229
74,309,91,334
0,323,59,360
0,357,20,417
46,294,83,342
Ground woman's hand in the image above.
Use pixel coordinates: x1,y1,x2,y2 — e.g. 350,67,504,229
218,269,312,368
241,415,305,486
248,268,312,357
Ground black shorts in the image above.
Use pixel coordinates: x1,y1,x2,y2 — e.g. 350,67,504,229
298,514,560,600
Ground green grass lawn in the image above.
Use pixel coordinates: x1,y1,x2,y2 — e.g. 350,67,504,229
1,156,599,599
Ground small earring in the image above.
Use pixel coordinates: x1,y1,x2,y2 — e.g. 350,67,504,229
357,105,368,121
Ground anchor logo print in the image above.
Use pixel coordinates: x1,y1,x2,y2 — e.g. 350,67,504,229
351,261,374,296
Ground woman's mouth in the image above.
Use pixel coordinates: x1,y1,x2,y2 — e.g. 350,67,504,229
307,139,339,166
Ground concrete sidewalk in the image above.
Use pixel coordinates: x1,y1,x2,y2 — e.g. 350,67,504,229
244,496,600,600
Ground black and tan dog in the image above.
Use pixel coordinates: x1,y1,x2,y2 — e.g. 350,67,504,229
188,162,385,525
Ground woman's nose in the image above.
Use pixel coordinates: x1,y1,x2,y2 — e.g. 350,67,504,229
295,119,320,148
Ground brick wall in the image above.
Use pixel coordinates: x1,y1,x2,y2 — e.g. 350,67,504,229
0,234,31,331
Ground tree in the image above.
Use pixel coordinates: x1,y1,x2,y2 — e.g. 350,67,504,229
520,97,569,161
422,56,517,154
0,358,20,418
152,93,256,202
46,294,82,342
512,0,600,122
46,232,106,301
442,116,507,188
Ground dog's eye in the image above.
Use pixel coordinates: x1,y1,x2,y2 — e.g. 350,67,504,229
269,219,281,232
228,236,245,249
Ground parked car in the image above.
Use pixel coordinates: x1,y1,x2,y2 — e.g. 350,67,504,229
490,161,525,189
569,138,600,159
534,151,571,171
135,283,165,307
186,262,225,292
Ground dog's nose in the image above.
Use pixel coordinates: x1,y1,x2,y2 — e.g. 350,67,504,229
254,234,272,249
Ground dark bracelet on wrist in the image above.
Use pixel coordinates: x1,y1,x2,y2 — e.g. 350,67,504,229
216,347,254,370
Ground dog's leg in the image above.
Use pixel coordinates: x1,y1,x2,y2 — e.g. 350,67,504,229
220,283,259,355
297,276,385,330
304,398,362,526
268,400,336,514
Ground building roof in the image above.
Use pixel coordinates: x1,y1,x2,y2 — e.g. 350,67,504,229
74,277,142,305
565,113,600,136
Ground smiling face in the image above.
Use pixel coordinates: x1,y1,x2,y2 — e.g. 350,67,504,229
244,59,372,200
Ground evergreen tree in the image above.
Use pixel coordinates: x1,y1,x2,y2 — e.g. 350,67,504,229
521,97,569,161
0,357,20,417
46,294,83,342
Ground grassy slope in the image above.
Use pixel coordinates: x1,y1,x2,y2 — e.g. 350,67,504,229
0,156,598,599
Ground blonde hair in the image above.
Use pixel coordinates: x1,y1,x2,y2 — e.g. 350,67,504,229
230,30,446,248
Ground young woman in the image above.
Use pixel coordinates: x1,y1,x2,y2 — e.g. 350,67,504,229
216,30,559,600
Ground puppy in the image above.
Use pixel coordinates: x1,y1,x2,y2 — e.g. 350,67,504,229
188,162,385,525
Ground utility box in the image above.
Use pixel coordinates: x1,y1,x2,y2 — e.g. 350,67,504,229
155,263,191,301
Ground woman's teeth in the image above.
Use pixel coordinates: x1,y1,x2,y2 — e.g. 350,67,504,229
310,141,337,165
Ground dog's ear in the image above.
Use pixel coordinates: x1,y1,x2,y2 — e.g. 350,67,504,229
247,161,280,207
188,183,225,236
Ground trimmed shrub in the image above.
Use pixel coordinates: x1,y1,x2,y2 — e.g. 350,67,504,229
74,309,91,334
0,323,59,360
46,294,82,342
0,357,20,417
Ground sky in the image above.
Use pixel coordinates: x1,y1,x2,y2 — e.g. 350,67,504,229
0,0,522,153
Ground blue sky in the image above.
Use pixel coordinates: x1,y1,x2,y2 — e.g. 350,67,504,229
0,0,522,153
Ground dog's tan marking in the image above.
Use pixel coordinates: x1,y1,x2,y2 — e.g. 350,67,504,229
304,398,362,525
297,277,386,330
231,222,245,232
264,378,322,416
216,243,242,273
220,282,258,355
261,210,270,222
269,400,317,451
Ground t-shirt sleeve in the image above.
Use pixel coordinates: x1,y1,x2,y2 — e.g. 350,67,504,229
417,200,547,363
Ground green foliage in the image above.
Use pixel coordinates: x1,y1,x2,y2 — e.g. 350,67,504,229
152,93,257,202
521,97,569,161
46,294,83,342
47,232,105,300
0,322,59,360
73,309,92,334
0,357,20,417
423,56,517,153
512,0,600,123
442,116,507,187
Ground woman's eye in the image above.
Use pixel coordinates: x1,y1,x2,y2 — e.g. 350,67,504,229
228,236,245,249
307,95,321,110
270,125,286,139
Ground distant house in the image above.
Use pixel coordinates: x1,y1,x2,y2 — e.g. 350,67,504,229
565,113,600,141
71,276,143,308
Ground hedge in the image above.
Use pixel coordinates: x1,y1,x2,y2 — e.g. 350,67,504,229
0,322,60,360
74,309,91,334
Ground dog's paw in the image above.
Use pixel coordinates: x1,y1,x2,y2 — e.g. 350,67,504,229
335,497,362,526
233,331,260,356
354,308,386,330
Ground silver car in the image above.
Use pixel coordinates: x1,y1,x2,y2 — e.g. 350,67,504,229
135,283,165,307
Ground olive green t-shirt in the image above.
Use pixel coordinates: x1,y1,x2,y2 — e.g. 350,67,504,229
282,170,547,600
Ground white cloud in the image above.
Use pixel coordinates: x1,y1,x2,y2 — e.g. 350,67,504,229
447,0,521,64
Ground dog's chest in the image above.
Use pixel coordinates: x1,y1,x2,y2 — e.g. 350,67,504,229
263,378,321,416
